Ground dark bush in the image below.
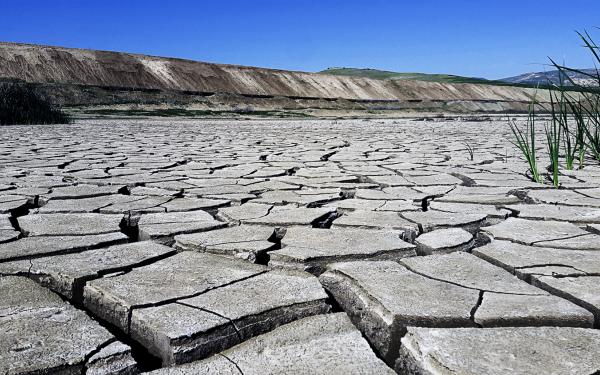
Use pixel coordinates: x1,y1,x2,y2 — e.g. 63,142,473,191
0,84,70,125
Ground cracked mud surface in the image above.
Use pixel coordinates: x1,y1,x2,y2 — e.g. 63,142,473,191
1,118,600,374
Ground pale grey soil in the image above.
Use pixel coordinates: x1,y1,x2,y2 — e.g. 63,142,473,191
1,118,600,374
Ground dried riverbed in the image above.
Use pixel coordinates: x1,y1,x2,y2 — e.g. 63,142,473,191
1,118,600,374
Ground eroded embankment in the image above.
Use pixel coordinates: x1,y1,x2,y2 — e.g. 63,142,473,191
0,42,552,113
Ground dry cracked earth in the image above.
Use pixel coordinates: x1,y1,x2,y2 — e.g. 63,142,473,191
1,118,600,375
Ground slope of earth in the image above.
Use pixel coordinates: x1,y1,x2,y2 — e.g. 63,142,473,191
0,42,556,116
320,67,499,85
1,118,600,374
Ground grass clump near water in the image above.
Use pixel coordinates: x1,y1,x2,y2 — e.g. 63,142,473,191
0,84,70,125
511,29,600,186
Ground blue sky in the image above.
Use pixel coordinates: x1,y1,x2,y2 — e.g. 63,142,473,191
1,0,599,79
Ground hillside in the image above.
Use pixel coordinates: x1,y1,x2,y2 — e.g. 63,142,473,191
0,42,557,117
319,67,494,85
501,68,599,87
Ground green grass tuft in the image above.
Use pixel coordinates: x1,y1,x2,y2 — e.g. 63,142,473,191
509,102,543,183
510,29,600,186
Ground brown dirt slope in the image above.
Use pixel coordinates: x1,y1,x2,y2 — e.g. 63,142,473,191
0,42,549,106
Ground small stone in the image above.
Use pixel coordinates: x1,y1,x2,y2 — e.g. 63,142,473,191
415,228,474,255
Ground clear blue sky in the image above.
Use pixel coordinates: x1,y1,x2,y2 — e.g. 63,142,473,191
2,0,599,79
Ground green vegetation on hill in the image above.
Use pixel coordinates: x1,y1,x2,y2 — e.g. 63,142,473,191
319,67,517,86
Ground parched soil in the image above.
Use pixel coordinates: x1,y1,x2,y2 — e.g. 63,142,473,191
1,118,600,374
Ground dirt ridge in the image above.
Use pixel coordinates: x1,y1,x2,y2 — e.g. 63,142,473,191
0,42,552,108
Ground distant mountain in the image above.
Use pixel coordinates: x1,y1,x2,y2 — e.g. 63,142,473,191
501,68,599,87
319,67,497,85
